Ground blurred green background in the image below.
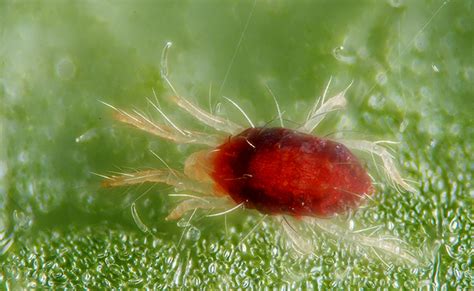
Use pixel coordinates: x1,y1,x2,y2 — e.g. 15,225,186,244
1,0,472,288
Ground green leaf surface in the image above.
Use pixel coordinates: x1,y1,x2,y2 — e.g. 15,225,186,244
1,0,472,288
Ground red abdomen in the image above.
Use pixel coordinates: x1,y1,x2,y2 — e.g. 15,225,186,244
211,127,374,217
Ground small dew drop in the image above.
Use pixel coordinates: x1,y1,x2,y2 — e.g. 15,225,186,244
128,278,144,287
375,72,388,85
223,249,233,261
56,57,76,81
177,217,190,228
241,277,250,288
18,151,28,164
39,272,48,285
399,119,409,132
176,144,190,154
0,162,7,179
448,235,459,244
104,256,115,266
13,210,33,230
368,94,385,110
75,129,97,143
449,218,459,232
186,226,201,241
348,219,355,231
420,87,432,99
449,124,461,136
332,46,356,64
455,17,470,32
51,269,67,285
0,232,14,255
463,66,474,82
117,250,131,262
357,47,369,59
214,102,224,115
387,0,404,7
372,212,379,221
414,35,428,52
208,262,217,274
387,221,395,231
209,242,218,253
324,257,335,265
2,78,25,101
411,59,424,74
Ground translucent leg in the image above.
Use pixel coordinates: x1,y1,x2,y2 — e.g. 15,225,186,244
166,198,212,220
167,89,244,135
101,169,212,195
299,79,351,133
306,218,420,265
160,42,243,135
340,139,416,193
166,196,234,220
101,101,221,147
279,216,313,255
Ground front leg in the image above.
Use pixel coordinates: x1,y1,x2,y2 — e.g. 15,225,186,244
101,169,213,195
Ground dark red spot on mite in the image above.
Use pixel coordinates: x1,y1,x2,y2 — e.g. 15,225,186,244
211,127,374,217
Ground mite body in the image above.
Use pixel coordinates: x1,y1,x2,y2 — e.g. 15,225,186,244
212,127,373,217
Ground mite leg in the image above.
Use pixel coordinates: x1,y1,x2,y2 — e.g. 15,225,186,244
279,216,313,255
101,101,221,147
340,139,416,193
160,42,243,135
265,83,284,128
305,217,420,265
299,79,351,133
101,169,213,195
166,196,235,220
167,91,244,135
166,198,212,220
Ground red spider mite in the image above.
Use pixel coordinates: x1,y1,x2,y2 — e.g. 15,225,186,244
99,42,417,263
